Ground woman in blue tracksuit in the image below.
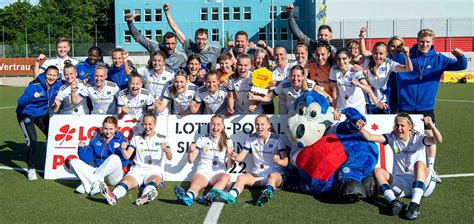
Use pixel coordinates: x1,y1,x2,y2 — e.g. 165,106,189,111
69,116,129,196
107,48,133,90
397,28,467,183
16,65,63,180
76,46,104,86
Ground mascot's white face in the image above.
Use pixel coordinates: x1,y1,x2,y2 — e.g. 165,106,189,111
287,95,335,149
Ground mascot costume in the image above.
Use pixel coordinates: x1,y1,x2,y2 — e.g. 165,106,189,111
286,91,378,202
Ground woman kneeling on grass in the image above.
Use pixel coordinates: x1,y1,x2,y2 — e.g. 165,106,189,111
100,113,172,206
216,114,288,207
174,115,235,206
356,112,441,220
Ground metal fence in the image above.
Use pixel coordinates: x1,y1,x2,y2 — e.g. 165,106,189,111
0,17,472,58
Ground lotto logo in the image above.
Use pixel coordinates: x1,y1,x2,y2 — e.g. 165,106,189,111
55,125,76,145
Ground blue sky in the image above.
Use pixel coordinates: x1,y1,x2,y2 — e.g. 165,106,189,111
0,0,39,8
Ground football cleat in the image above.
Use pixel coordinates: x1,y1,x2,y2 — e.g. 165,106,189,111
256,189,273,207
174,186,193,206
135,189,158,206
406,202,421,220
27,169,37,181
99,182,116,206
389,199,403,216
89,181,101,196
430,170,442,183
213,189,236,205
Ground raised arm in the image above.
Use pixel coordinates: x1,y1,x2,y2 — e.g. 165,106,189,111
355,119,386,143
423,116,443,145
359,27,372,57
286,4,311,46
163,3,186,44
126,13,159,53
394,46,413,72
33,54,47,79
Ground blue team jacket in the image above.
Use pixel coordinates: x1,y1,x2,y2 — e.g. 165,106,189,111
16,73,63,117
76,59,98,85
397,45,467,111
107,65,130,90
77,131,129,168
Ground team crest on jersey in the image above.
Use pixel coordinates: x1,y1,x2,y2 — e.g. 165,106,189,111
96,141,102,146
141,100,144,103
114,142,120,148
379,67,387,72
187,95,192,99
162,77,167,80
107,91,111,95
155,142,159,146
269,144,273,148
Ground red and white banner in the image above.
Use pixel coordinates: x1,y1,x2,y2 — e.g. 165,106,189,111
44,114,423,180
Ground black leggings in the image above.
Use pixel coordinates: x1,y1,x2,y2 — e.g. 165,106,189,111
17,114,49,169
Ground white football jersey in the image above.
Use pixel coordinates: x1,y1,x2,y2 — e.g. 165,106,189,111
272,60,298,82
129,133,169,169
117,88,154,120
195,135,233,173
40,56,79,79
383,131,429,178
55,79,90,115
227,73,263,114
363,58,399,102
273,78,315,115
79,81,119,114
329,66,367,114
162,82,197,115
194,86,229,114
137,66,174,100
243,133,286,175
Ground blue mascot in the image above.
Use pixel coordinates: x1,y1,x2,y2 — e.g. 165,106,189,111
287,91,378,202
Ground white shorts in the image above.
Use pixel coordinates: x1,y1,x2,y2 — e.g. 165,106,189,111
391,174,436,198
250,170,286,189
196,168,227,183
126,166,164,187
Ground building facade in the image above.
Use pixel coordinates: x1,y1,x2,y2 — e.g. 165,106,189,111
114,0,317,53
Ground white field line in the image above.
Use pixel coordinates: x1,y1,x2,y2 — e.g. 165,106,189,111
438,173,474,178
436,99,474,103
0,166,44,173
203,202,225,224
0,106,16,110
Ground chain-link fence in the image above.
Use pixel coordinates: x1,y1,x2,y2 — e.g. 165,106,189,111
1,17,472,58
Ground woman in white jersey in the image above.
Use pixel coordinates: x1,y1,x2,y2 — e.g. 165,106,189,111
52,63,90,115
330,48,385,120
363,42,413,114
356,112,442,220
156,70,198,115
117,74,154,121
137,51,174,115
190,71,229,115
174,115,235,206
216,114,288,207
100,113,172,206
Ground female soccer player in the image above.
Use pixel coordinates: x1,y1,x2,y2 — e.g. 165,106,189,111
17,65,63,180
216,115,288,206
137,51,174,115
69,116,129,196
100,114,172,206
71,64,120,115
227,54,262,115
362,42,413,114
252,48,270,71
189,71,229,115
76,46,104,85
356,113,442,220
108,48,133,90
184,54,207,87
156,70,198,115
330,48,385,120
117,74,155,121
174,115,234,206
52,63,90,115
304,41,334,98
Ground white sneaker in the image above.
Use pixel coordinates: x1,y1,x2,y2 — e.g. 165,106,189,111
74,184,87,194
430,170,442,183
89,181,101,196
99,182,116,206
27,169,37,180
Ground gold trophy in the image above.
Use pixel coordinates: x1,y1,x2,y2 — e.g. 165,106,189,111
251,67,273,95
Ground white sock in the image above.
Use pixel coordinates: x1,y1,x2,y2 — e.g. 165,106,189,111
383,190,397,203
411,188,424,204
142,185,156,196
230,189,239,198
427,157,435,170
113,186,127,200
186,191,195,200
